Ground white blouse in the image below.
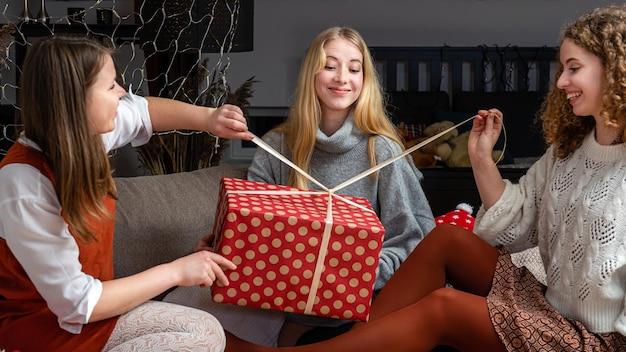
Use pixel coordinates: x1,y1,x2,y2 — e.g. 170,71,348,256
0,91,151,334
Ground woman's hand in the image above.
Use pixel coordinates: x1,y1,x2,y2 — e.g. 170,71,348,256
207,104,254,140
170,250,236,288
468,108,503,167
468,108,507,209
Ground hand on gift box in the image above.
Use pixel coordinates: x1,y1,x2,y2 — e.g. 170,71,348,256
172,248,237,288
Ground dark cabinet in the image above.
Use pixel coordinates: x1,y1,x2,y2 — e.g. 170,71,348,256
421,167,526,216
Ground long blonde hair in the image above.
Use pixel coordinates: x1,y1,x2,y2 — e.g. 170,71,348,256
540,4,626,158
276,26,403,189
18,35,117,242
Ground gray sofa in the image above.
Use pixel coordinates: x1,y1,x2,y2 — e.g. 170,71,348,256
113,164,247,283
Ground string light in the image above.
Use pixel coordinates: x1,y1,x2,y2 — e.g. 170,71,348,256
0,1,248,164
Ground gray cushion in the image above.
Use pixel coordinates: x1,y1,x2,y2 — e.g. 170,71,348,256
113,164,247,279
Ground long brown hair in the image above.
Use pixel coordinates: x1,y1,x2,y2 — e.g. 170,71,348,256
18,35,117,242
276,26,403,189
540,4,626,158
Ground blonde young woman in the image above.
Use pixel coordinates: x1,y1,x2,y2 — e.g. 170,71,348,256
242,26,435,346
0,35,253,351
226,4,626,351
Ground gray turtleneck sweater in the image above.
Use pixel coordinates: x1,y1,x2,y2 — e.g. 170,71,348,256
248,115,435,292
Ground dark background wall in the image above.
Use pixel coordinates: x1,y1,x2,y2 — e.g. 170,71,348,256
1,0,613,107
0,0,614,172
213,0,610,107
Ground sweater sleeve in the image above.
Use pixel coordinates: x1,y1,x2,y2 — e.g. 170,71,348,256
372,137,435,290
473,150,554,253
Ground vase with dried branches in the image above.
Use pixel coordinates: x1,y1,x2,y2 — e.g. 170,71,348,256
138,59,257,175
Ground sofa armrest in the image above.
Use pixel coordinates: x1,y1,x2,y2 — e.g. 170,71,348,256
113,164,247,279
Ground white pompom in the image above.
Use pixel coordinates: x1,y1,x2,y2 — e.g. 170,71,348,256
456,203,473,215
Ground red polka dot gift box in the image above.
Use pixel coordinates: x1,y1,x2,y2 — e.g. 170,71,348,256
211,177,386,322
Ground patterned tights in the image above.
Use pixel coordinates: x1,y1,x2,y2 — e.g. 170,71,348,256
102,300,226,352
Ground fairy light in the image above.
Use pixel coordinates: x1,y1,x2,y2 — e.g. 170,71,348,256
0,1,249,165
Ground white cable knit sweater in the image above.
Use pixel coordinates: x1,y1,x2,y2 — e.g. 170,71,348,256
474,131,626,336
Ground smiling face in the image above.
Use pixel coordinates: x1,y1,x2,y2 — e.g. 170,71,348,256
86,55,126,134
556,38,606,119
314,38,364,121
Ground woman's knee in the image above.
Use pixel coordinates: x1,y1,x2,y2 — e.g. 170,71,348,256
420,288,489,332
425,287,462,308
423,287,491,320
418,288,463,322
423,288,500,350
422,224,476,249
428,230,498,294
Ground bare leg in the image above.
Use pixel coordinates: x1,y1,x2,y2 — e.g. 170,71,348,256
368,224,499,321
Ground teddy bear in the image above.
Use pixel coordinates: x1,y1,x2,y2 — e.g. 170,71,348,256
439,130,504,168
399,120,504,168
422,120,459,148
400,120,459,169
404,135,438,168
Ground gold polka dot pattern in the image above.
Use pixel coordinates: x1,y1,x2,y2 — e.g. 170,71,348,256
211,178,385,321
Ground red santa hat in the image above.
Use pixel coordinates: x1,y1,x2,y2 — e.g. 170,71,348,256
434,203,475,231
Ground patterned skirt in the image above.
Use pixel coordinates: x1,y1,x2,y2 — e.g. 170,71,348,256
487,248,626,352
